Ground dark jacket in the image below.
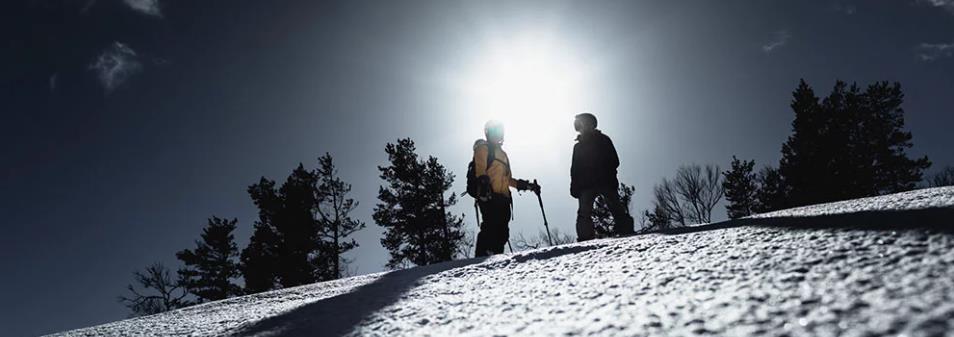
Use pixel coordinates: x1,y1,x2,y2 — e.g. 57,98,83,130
570,130,620,198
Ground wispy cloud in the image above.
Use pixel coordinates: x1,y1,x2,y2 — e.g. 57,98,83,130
762,30,791,53
89,42,142,92
80,0,97,14
918,0,954,13
832,2,857,15
49,73,58,92
123,0,162,17
917,42,954,61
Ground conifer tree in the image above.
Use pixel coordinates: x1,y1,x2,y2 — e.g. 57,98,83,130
754,166,787,213
241,165,323,293
176,216,242,303
779,79,827,207
314,153,365,280
274,164,320,287
373,138,465,269
722,157,758,219
779,79,930,206
241,178,282,293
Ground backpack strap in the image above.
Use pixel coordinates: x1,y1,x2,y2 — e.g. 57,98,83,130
486,141,496,172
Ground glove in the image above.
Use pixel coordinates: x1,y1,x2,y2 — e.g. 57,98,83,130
514,179,530,191
529,182,541,194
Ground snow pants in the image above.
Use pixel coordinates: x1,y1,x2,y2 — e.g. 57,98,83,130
576,186,634,241
475,195,511,256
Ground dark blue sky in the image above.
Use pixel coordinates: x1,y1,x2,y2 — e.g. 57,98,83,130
3,1,953,336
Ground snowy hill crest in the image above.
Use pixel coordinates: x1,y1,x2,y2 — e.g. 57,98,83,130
50,187,954,337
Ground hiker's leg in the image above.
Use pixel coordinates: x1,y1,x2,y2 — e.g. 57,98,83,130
477,197,509,255
600,186,634,235
475,201,495,256
575,189,597,241
489,197,511,254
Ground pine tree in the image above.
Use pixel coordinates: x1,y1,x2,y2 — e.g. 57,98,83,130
779,79,930,206
422,156,466,261
779,79,828,207
176,217,243,303
373,138,465,269
591,183,635,238
754,166,787,213
241,165,324,293
241,178,282,293
274,164,321,287
314,153,365,280
856,82,931,194
722,156,758,219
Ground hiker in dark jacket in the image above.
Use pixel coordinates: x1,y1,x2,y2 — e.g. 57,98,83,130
571,113,634,241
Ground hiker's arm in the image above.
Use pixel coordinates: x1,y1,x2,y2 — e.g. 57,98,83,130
606,137,620,169
570,144,581,198
511,177,531,191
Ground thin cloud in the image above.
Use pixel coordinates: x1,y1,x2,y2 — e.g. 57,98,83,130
89,42,142,92
917,42,954,61
919,0,954,13
762,30,791,53
123,0,162,17
80,0,97,14
49,73,58,92
832,2,857,15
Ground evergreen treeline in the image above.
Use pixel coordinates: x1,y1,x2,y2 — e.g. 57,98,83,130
120,153,369,316
723,79,931,218
118,78,939,316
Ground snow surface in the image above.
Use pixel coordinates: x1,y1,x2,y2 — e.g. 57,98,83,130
49,187,954,337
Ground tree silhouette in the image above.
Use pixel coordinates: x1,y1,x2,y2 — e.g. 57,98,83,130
374,138,466,269
722,157,758,219
241,165,323,293
931,166,954,187
314,153,365,280
754,166,788,213
651,164,724,227
591,183,635,238
780,79,930,207
240,178,281,294
118,262,189,317
176,216,242,303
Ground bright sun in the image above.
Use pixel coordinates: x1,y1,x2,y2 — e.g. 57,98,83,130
458,33,589,151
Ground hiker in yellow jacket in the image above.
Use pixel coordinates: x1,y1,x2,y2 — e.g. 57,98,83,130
473,120,538,256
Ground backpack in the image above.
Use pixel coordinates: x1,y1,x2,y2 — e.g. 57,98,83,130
466,141,495,201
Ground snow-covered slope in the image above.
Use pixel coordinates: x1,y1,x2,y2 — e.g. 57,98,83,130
49,187,954,337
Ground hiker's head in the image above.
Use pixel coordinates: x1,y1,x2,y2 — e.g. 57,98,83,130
574,113,597,133
484,120,505,143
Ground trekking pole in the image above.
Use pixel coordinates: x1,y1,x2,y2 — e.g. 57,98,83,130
473,201,481,254
533,179,553,246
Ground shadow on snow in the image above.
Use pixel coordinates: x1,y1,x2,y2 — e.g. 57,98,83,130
230,243,603,337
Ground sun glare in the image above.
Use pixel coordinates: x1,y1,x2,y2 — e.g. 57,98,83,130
459,33,589,151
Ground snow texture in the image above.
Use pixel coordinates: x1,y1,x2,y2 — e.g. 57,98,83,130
49,187,954,337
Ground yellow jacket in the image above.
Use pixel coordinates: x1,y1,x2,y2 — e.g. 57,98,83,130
473,139,517,197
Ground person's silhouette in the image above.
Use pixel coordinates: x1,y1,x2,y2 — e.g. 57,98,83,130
570,113,634,240
473,120,538,256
